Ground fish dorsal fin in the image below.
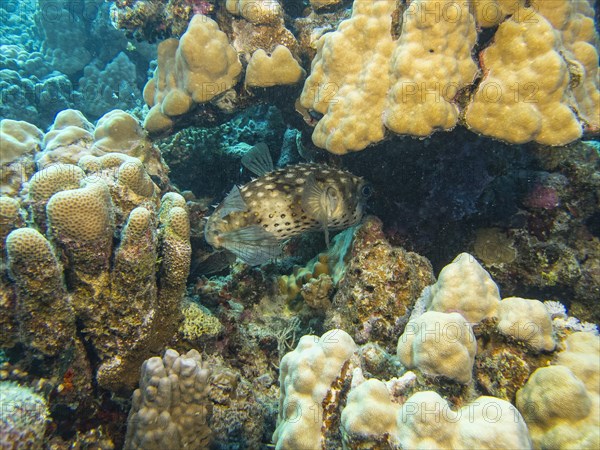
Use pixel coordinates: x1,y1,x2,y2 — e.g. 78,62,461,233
219,225,282,266
301,173,339,248
218,185,248,219
241,143,274,177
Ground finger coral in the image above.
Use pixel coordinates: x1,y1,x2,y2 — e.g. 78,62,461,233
6,228,76,357
1,114,190,392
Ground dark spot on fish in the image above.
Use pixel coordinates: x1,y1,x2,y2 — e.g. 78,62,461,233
285,222,290,226
281,214,286,219
263,224,268,228
269,213,274,218
292,213,297,217
256,219,262,224
301,215,307,220
274,223,279,227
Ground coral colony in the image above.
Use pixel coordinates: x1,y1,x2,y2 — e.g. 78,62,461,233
0,0,599,448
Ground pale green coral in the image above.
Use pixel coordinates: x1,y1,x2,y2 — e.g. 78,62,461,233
0,382,49,449
180,298,223,341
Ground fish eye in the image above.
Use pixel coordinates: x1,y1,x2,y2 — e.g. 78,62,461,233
361,184,373,198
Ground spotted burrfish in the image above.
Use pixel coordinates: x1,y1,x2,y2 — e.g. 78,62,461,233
204,144,371,266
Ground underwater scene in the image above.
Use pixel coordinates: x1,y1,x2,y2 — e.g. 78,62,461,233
0,0,599,448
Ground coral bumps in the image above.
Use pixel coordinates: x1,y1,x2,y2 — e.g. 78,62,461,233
274,254,599,448
143,15,242,134
300,0,599,153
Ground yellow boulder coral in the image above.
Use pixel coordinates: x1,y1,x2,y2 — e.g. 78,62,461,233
245,45,306,87
385,0,479,137
530,0,600,133
0,120,42,195
40,110,96,167
465,8,583,145
472,0,525,28
496,297,556,352
0,119,43,165
300,0,397,154
143,15,242,134
225,0,282,24
424,252,500,323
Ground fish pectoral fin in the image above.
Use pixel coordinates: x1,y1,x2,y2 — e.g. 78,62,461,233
301,173,328,223
241,143,274,177
302,173,331,247
220,225,282,266
218,185,248,219
191,250,237,276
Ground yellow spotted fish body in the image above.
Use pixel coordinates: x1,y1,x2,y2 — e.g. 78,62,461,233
204,144,371,265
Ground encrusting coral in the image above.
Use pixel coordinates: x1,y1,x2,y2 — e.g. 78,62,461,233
180,298,223,342
324,216,435,351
